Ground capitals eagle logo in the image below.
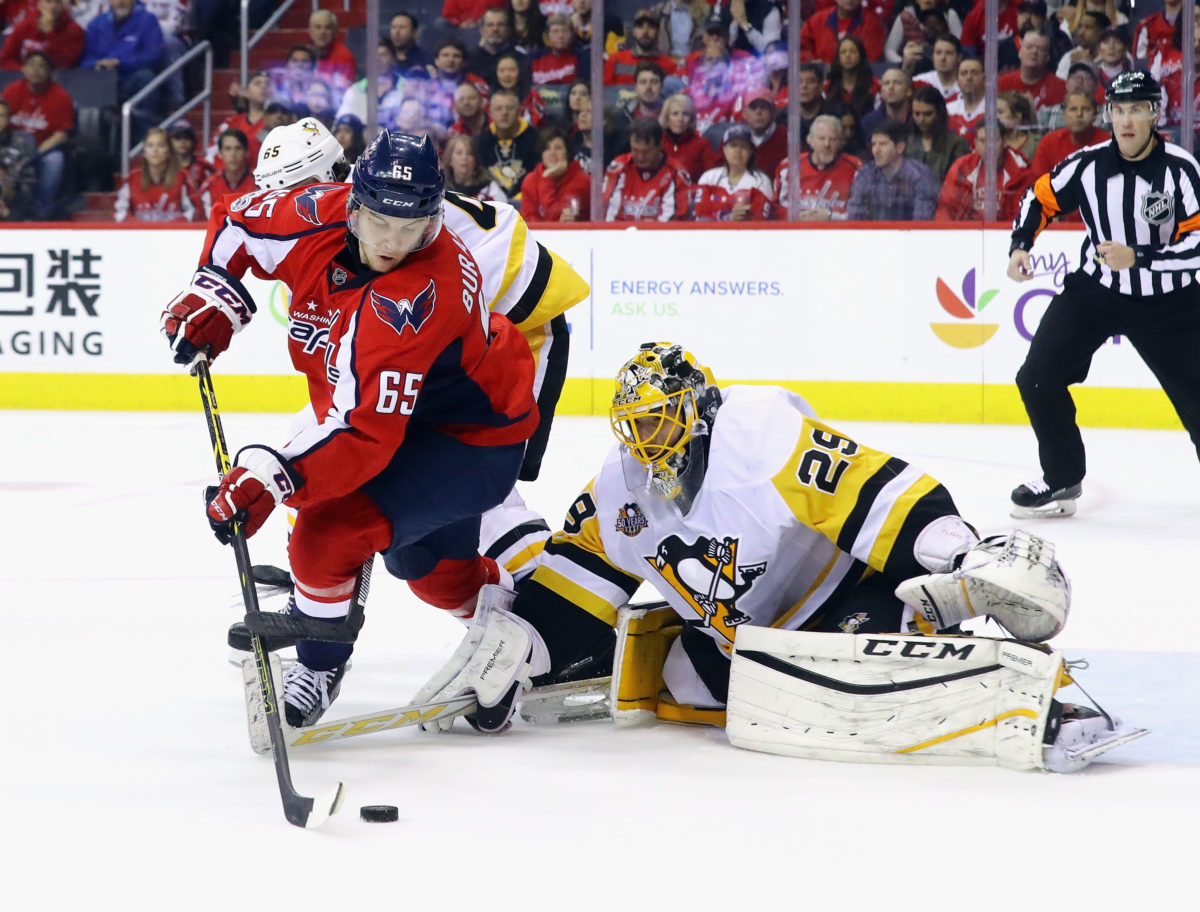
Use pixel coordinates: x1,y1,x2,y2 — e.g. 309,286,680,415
295,186,326,226
371,280,435,337
646,534,766,642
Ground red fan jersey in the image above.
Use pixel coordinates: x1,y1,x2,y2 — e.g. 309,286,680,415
602,153,691,222
180,156,216,192
198,167,255,217
198,183,538,509
114,170,196,222
691,167,775,221
934,148,1035,222
774,152,862,219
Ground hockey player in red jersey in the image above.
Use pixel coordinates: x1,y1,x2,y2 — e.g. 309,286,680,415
160,131,551,732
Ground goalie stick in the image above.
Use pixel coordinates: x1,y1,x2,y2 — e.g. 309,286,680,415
196,358,344,829
244,671,614,754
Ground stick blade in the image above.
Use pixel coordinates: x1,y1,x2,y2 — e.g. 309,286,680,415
301,781,346,829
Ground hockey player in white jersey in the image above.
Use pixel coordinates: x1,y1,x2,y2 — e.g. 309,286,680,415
413,342,1145,769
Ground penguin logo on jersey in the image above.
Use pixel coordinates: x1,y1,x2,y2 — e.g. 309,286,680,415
371,281,435,337
646,534,766,642
615,503,648,537
839,612,869,633
1141,191,1172,225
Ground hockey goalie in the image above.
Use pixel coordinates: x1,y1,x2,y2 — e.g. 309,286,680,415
415,341,1145,771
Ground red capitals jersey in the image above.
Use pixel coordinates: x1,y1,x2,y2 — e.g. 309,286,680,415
199,183,539,509
198,167,255,217
774,153,862,219
602,154,691,222
934,149,1034,222
691,167,775,221
114,170,196,222
180,156,216,193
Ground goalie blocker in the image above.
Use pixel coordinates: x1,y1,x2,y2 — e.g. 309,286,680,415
725,627,1147,772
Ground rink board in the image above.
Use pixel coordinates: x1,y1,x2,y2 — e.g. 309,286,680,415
0,223,1183,427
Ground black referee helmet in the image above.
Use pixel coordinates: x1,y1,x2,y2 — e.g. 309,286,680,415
1106,70,1161,105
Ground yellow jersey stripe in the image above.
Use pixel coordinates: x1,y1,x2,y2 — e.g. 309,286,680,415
865,472,941,569
494,215,528,307
533,565,621,626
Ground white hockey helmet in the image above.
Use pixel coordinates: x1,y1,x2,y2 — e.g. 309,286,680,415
254,117,347,190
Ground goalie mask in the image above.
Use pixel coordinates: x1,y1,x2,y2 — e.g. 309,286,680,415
611,342,720,507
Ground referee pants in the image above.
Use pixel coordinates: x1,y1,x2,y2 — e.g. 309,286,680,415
1015,273,1200,489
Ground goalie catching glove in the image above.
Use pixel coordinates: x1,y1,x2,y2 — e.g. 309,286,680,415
896,530,1070,642
205,446,302,543
411,585,550,733
159,264,256,365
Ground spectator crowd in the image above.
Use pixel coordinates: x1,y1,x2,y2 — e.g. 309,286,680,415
0,0,1195,223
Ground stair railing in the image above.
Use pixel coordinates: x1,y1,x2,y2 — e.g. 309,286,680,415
241,0,323,89
121,40,213,177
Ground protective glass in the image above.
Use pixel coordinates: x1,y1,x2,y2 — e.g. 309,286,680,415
348,204,443,258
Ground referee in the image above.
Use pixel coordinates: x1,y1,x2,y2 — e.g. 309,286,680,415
1007,70,1200,518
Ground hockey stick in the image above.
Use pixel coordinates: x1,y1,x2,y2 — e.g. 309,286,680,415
195,357,344,828
244,674,614,754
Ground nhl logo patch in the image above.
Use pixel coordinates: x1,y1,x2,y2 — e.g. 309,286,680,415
331,266,348,286
615,503,648,537
1141,190,1173,225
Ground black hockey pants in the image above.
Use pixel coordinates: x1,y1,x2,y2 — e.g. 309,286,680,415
1015,272,1200,490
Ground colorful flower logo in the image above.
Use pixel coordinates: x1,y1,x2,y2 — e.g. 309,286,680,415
930,268,998,348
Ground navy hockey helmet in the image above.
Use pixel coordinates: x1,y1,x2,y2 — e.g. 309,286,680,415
347,130,445,260
350,130,445,218
1105,70,1161,106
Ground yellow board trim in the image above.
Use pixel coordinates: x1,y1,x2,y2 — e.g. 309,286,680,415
895,708,1039,754
0,373,310,411
0,374,1188,430
558,379,1187,429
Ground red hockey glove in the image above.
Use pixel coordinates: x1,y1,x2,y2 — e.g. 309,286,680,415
204,446,302,544
160,265,256,365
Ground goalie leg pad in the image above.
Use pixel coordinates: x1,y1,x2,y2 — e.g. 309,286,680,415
895,530,1070,642
609,602,684,727
726,627,1062,770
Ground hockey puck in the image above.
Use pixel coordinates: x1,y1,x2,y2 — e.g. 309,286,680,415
360,805,399,823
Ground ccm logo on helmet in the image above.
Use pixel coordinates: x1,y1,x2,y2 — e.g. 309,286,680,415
381,196,417,207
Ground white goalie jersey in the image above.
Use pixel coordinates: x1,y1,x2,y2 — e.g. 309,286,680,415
527,385,966,654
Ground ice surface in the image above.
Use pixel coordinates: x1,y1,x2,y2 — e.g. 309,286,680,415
4,410,1197,908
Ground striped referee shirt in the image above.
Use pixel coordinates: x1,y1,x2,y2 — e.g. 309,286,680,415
1010,137,1200,296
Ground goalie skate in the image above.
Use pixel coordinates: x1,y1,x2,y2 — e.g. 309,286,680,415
1042,703,1149,773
